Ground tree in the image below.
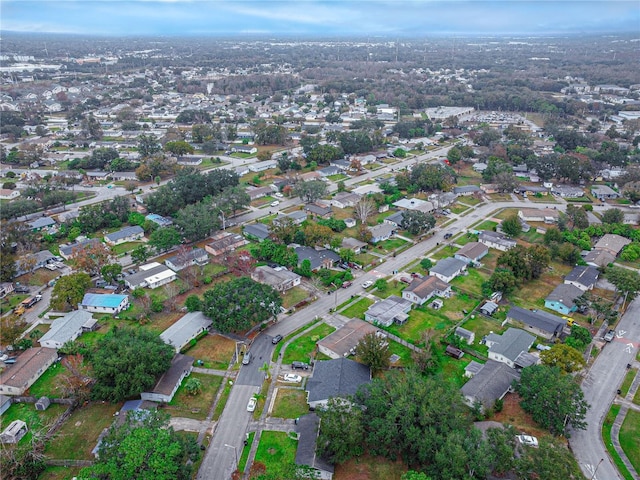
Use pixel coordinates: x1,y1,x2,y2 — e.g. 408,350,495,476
269,216,298,245
401,210,436,235
149,227,182,252
294,180,327,203
202,277,282,333
420,258,433,270
564,204,588,230
164,140,194,156
516,437,585,480
540,344,586,373
215,185,251,218
101,264,122,284
446,146,462,165
495,171,519,193
174,202,219,242
515,365,589,436
303,223,333,247
501,214,522,237
131,245,150,264
374,278,388,292
486,268,518,295
137,133,162,158
184,377,202,396
354,197,375,225
355,332,390,374
91,326,174,402
317,397,365,463
601,207,624,224
79,410,199,480
184,295,202,312
51,272,92,311
606,266,640,309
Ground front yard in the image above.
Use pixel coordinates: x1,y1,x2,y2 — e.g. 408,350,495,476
166,372,223,420
281,323,336,364
271,388,308,419
340,297,374,319
253,430,298,477
183,333,236,369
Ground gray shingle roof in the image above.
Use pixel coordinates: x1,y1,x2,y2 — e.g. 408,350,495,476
460,360,521,410
430,257,467,278
104,225,144,243
243,223,270,240
507,306,566,335
564,266,599,289
545,283,584,309
306,358,371,404
486,327,535,363
295,413,335,475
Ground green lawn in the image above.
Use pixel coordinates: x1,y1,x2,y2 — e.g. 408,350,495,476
460,314,507,356
341,297,374,319
355,252,379,268
619,369,637,398
387,340,415,367
45,402,120,460
166,373,223,420
455,233,479,246
27,362,69,398
254,431,298,477
431,246,459,260
375,237,408,251
238,431,255,473
450,268,489,297
372,281,406,299
213,379,233,421
272,318,322,362
271,388,308,419
282,323,336,363
111,241,144,255
620,410,640,473
281,287,309,309
474,220,498,231
0,402,67,437
602,405,635,480
450,204,470,215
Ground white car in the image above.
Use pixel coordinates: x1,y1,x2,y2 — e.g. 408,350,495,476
270,200,280,207
283,374,302,383
516,435,539,447
362,280,373,288
274,192,284,198
247,397,257,412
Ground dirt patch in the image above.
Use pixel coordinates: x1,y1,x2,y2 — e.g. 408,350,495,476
491,393,547,438
335,455,406,480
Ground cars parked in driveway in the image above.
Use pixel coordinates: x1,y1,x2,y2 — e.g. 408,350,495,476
247,397,257,412
291,361,309,370
604,329,616,342
283,374,302,383
362,280,373,288
270,200,280,207
342,281,352,288
242,352,252,365
272,334,283,344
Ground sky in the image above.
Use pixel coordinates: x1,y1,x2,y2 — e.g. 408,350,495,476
1,0,639,37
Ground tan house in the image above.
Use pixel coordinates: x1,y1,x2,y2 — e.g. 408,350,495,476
0,348,58,396
205,231,249,257
251,265,301,292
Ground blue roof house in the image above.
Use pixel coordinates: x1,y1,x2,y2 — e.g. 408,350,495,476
79,293,129,314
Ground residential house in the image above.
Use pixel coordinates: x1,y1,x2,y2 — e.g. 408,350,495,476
514,185,548,196
460,360,521,412
454,242,488,265
0,347,58,395
505,306,566,340
384,211,404,228
79,293,129,315
247,158,275,171
14,249,57,276
205,232,248,256
0,420,28,444
544,283,584,315
305,358,371,409
472,162,488,172
393,197,435,214
294,246,340,271
429,257,467,283
329,159,351,171
0,189,20,200
104,226,144,246
318,166,341,178
243,223,271,242
140,353,194,403
165,248,208,272
59,238,104,260
364,296,412,327
402,276,451,306
295,413,335,480
317,318,378,359
593,234,631,257
485,328,536,369
304,203,332,218
368,223,396,244
160,312,212,353
455,327,475,345
273,211,307,226
551,185,584,198
591,185,620,200
297,171,322,182
330,192,361,209
39,310,94,349
145,213,173,227
341,236,367,254
176,155,202,166
231,145,258,155
518,208,559,224
453,185,481,196
478,230,517,252
247,186,274,201
564,266,599,292
109,172,138,182
251,266,301,292
480,184,500,194
27,216,56,232
124,262,177,289
583,249,615,268
0,283,15,298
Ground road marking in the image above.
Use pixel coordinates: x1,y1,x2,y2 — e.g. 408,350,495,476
617,330,626,338
625,343,634,354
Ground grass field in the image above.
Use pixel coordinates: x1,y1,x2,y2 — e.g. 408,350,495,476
335,455,407,480
0,402,67,434
183,333,236,369
474,220,499,231
281,287,309,309
341,297,374,319
602,405,635,480
451,268,489,297
371,280,406,299
620,410,640,473
282,323,336,363
27,361,69,398
213,379,233,421
619,368,637,398
45,402,120,460
39,466,82,480
239,431,255,473
271,388,308,419
111,241,144,255
253,431,298,477
166,372,223,420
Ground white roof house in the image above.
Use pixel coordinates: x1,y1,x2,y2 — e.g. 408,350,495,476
124,262,177,289
160,312,212,353
39,310,94,349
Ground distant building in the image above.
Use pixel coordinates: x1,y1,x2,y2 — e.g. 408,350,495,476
317,318,378,359
545,283,584,315
205,232,248,256
145,213,173,227
104,226,144,246
368,223,396,243
591,185,620,200
429,257,467,283
140,353,194,403
402,276,451,306
478,230,517,252
564,266,599,292
0,347,58,396
485,328,536,369
460,360,520,412
454,242,489,265
79,293,129,314
59,238,104,260
506,306,566,340
305,358,371,409
243,223,271,241
165,248,208,272
124,262,176,289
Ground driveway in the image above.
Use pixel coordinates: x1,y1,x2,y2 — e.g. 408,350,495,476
569,296,640,480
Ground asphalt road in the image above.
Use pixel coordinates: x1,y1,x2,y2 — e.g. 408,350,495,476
569,296,640,480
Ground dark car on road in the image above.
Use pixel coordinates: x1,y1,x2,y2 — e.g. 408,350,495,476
272,334,283,344
291,361,309,370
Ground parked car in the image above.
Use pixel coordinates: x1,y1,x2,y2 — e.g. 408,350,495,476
272,334,283,344
274,192,284,198
247,397,257,412
362,280,373,289
270,200,280,207
14,285,30,293
2,358,16,364
444,232,453,239
242,352,252,365
516,435,539,448
283,374,302,383
291,361,309,370
604,330,616,342
342,281,352,288
400,277,412,284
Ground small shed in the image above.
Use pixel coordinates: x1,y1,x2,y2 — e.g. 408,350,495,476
480,301,499,316
455,327,475,345
0,420,28,444
445,345,464,359
35,396,51,411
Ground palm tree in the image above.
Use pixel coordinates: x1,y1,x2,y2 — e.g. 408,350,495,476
184,377,202,396
259,362,271,380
